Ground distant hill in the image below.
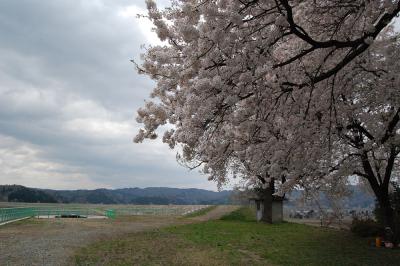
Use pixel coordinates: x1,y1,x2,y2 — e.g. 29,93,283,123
0,185,58,203
0,185,232,205
285,185,375,210
0,184,375,208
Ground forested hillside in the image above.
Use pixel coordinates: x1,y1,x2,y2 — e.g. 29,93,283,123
0,185,232,205
0,184,374,209
0,185,57,203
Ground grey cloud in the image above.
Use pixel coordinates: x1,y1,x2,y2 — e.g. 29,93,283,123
0,0,219,191
0,0,150,110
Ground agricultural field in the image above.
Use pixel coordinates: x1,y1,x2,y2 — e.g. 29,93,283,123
0,203,233,266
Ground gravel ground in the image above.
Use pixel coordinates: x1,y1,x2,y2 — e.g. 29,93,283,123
0,216,182,266
0,206,237,266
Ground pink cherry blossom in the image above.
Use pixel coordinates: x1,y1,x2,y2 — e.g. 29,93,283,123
135,0,400,227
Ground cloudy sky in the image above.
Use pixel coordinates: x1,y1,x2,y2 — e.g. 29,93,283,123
0,0,224,191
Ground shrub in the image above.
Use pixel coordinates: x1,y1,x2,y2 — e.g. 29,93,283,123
350,218,384,238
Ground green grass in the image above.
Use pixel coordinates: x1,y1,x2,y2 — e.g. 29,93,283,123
74,208,400,266
219,206,255,222
184,205,217,218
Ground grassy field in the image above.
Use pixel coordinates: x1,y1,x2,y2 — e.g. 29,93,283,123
74,207,400,265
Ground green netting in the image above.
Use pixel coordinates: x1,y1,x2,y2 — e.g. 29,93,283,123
0,208,35,223
0,206,206,223
0,207,112,223
105,209,116,219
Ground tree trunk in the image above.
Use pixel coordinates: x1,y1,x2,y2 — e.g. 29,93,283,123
261,180,275,223
361,153,395,229
377,192,394,229
262,187,273,223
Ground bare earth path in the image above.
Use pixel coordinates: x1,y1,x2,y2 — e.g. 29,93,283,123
0,206,237,266
190,205,239,222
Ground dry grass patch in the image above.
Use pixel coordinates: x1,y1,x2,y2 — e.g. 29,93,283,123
74,229,231,266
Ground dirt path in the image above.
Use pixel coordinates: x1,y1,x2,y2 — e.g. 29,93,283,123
190,205,239,222
0,206,237,266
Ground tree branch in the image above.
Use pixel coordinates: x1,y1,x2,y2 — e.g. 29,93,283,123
381,107,400,144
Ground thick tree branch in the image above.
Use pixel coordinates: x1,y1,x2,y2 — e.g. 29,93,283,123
279,0,400,49
361,151,381,195
383,147,397,190
277,0,400,86
381,107,400,144
346,122,375,141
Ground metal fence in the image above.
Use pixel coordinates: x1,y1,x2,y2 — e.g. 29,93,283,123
32,207,102,217
0,207,35,223
0,207,116,224
0,205,208,224
114,205,207,216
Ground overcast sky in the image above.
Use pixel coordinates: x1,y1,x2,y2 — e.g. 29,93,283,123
0,0,225,191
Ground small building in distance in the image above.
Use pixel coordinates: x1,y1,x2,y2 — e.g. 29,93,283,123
249,193,283,223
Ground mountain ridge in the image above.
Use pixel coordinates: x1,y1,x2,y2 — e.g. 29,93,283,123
0,185,232,205
0,184,375,209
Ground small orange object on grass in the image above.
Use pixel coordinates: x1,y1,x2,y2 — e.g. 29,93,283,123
375,237,382,248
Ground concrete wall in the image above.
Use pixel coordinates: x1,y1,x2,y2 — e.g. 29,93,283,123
251,199,283,223
272,201,283,223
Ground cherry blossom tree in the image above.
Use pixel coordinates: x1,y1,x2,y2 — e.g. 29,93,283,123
134,0,400,226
